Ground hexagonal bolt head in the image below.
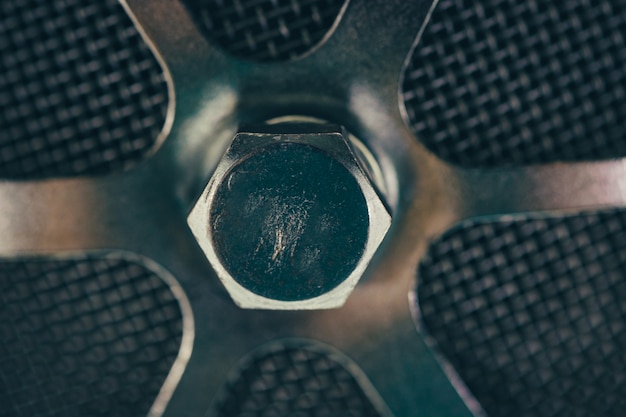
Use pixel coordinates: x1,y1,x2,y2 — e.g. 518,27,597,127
188,123,391,310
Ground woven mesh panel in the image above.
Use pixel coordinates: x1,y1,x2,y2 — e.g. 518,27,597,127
417,211,626,417
0,257,182,417
402,0,626,166
0,0,168,179
214,342,382,417
184,0,346,62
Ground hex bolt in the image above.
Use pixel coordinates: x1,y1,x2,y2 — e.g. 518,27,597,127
188,123,390,309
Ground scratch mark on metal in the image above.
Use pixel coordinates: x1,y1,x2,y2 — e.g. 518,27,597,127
262,197,313,272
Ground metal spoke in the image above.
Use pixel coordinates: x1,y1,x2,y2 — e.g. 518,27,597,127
446,160,626,222
313,0,439,91
232,0,440,123
120,0,241,205
120,0,228,80
0,178,122,255
228,0,441,209
0,169,183,256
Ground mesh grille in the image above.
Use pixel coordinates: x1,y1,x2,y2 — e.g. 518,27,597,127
0,0,168,179
402,0,626,166
214,342,382,417
0,256,183,417
184,0,347,62
417,211,626,417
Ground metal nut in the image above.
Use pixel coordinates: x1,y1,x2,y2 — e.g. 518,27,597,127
187,123,390,309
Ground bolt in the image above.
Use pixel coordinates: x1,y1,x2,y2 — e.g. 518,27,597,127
188,123,390,309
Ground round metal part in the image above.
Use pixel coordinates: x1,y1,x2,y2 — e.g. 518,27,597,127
187,123,391,310
210,141,369,301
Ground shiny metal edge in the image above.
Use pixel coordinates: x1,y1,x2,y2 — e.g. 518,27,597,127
409,290,487,417
397,0,440,132
119,0,176,167
282,0,352,62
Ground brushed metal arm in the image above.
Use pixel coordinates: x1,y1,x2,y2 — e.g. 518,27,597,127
447,160,626,221
0,177,129,255
0,170,182,256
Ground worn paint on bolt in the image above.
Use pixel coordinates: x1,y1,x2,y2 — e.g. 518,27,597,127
209,142,370,301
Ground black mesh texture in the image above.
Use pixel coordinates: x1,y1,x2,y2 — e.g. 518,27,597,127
184,0,346,62
0,257,183,417
214,343,382,417
417,211,626,417
0,0,168,179
402,0,626,166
